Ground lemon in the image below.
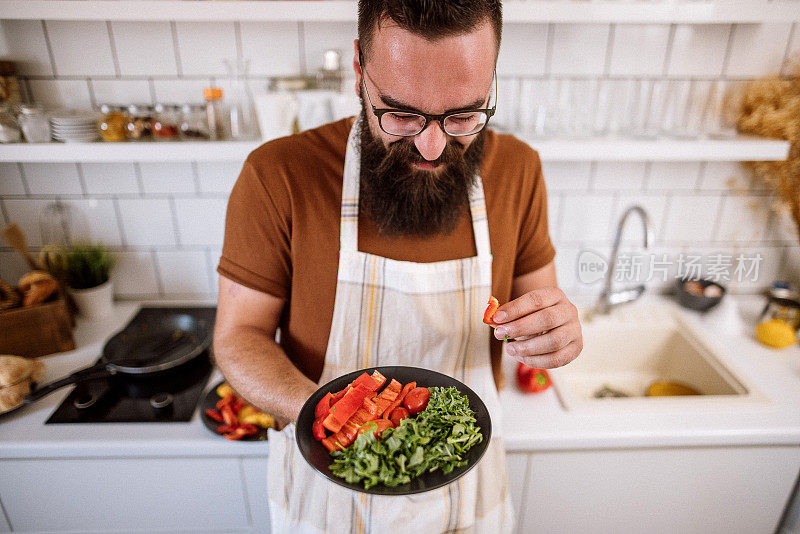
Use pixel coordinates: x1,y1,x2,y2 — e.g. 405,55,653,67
756,319,798,349
646,381,700,396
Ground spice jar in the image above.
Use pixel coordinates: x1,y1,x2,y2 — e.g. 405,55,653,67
179,104,210,140
18,104,51,143
0,104,21,143
204,87,227,141
759,283,800,331
98,104,127,142
125,104,154,141
153,103,180,140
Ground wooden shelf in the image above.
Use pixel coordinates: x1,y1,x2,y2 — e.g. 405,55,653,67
1,0,798,23
0,136,788,162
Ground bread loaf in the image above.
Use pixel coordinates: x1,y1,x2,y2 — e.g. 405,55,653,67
18,270,59,307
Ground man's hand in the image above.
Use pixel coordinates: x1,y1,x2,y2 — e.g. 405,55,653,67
490,287,582,369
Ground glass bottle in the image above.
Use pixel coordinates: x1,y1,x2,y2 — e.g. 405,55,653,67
153,103,180,140
223,59,258,140
125,104,154,141
204,87,227,141
18,104,51,143
98,104,127,142
179,104,210,140
0,103,21,143
317,49,344,92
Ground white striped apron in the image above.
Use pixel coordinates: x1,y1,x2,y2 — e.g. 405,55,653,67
267,118,514,534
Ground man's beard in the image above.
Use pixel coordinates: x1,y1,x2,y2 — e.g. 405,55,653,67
358,108,486,237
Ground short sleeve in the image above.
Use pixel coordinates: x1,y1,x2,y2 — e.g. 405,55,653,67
217,158,292,300
513,152,556,277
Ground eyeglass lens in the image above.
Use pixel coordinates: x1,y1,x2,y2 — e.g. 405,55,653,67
381,111,489,137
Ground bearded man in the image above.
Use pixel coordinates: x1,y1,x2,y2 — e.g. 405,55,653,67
215,1,582,531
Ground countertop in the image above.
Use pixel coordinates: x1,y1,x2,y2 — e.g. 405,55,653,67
1,296,799,459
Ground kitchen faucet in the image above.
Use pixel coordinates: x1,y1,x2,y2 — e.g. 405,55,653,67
594,205,654,315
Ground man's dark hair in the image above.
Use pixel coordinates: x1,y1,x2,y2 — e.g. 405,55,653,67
358,0,502,61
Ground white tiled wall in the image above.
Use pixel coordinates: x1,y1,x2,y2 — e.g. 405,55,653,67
0,18,798,300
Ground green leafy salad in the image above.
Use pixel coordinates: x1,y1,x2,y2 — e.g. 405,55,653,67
329,386,483,489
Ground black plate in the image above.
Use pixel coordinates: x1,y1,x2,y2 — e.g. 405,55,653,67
296,366,492,495
200,380,269,441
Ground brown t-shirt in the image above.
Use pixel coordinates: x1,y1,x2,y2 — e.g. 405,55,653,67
218,117,555,389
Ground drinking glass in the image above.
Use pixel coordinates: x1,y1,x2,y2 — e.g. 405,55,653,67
661,80,712,139
706,80,746,139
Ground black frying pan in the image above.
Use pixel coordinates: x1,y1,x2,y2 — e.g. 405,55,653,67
25,313,212,404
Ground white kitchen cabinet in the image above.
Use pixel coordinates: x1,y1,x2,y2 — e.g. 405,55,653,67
0,456,270,533
514,445,800,534
505,451,529,534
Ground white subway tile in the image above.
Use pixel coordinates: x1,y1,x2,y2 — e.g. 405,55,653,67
90,80,152,106
3,198,54,246
593,162,647,191
45,20,115,76
782,24,799,77
209,246,222,294
152,79,210,104
155,250,212,294
175,22,237,76
662,195,722,242
647,162,702,191
639,245,685,292
667,25,731,78
550,24,610,76
28,79,92,110
782,246,800,284
547,193,562,242
553,245,581,295
174,197,227,246
1,20,53,76
699,162,750,191
117,198,177,246
685,245,783,292
21,163,82,195
139,162,195,194
240,22,302,76
303,21,358,74
560,195,615,242
81,163,139,195
112,21,178,76
498,24,548,76
542,162,592,192
113,251,159,296
613,194,668,244
492,78,520,131
608,24,671,76
0,163,26,195
196,162,241,194
726,23,793,77
60,198,123,246
715,195,771,243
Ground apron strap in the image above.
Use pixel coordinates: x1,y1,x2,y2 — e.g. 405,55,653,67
340,115,491,260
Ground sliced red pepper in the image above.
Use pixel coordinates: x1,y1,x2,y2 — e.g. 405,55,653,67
237,423,259,435
349,371,386,393
312,418,327,441
216,393,235,411
205,408,224,423
483,296,500,326
323,384,373,433
372,379,402,417
356,419,393,440
223,427,250,440
314,392,333,420
220,404,238,427
216,424,237,434
381,381,416,419
231,397,247,414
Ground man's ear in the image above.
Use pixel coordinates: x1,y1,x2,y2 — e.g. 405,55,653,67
353,38,362,98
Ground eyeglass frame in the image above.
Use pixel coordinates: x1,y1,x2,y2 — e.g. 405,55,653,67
357,49,497,137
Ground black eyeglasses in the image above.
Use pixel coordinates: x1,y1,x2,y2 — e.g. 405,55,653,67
358,50,496,137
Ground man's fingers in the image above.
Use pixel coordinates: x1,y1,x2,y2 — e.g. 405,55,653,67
493,300,575,341
492,287,564,324
511,338,583,369
505,322,580,359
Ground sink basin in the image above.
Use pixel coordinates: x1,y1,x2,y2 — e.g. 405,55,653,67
550,303,767,412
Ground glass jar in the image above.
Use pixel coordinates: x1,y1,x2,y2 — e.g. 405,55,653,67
0,61,21,106
125,104,154,141
153,103,180,140
759,283,800,331
18,104,51,143
98,104,127,142
204,87,227,141
0,103,21,143
179,104,210,140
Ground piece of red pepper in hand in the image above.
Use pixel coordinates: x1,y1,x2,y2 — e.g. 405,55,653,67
483,296,500,326
205,408,224,423
516,362,551,393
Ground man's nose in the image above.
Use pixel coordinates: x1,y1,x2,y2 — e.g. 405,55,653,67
414,120,448,161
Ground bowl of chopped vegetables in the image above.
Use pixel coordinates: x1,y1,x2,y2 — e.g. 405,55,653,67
296,366,491,495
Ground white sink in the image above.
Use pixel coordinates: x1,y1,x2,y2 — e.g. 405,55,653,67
550,302,768,412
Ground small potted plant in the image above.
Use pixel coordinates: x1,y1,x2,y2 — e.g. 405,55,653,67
62,243,116,319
